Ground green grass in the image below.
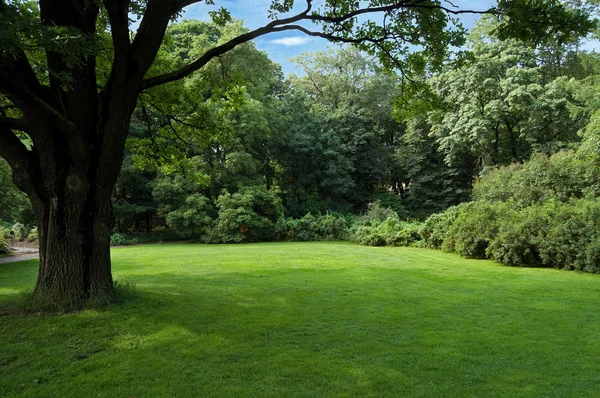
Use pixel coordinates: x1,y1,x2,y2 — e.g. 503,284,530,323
1,242,600,397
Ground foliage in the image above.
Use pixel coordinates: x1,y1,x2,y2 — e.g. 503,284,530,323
395,116,474,218
272,93,355,217
27,227,38,241
353,215,422,247
533,199,600,271
164,194,214,238
370,191,409,220
352,202,422,247
277,213,353,242
585,235,600,273
110,233,129,247
473,151,600,207
0,159,31,224
113,158,157,234
289,48,404,212
419,206,462,250
11,223,28,242
442,202,507,258
356,200,400,227
0,228,7,254
423,197,600,272
205,186,283,243
428,40,587,169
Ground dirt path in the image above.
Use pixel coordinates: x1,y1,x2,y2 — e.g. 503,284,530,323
0,247,39,264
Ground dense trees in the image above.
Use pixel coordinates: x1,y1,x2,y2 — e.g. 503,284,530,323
0,0,598,301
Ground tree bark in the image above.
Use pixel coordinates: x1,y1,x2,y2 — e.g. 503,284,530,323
33,187,114,300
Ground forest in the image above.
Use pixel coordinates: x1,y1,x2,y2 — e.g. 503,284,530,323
2,9,600,272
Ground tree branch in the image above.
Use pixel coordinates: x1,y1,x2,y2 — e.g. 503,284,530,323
0,73,78,136
103,0,131,60
307,1,491,25
141,1,315,90
0,124,32,172
0,116,28,132
142,1,494,91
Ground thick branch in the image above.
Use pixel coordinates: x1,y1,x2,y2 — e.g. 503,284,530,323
308,1,491,24
0,116,28,132
0,125,32,171
142,1,493,91
103,0,131,59
141,1,314,90
0,73,77,136
131,0,178,76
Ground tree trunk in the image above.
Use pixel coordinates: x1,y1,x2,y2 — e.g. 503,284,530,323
32,178,114,301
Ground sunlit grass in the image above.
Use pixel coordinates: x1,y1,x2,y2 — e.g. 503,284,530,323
1,242,599,397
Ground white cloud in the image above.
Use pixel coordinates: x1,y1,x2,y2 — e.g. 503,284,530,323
270,37,311,46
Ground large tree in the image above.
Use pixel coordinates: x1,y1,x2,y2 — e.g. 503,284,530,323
0,0,595,302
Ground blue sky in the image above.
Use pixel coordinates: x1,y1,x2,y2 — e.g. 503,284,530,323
181,0,595,75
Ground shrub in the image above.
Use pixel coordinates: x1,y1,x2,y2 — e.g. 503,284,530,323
277,213,353,242
486,207,543,267
357,200,399,227
0,228,8,253
424,197,600,272
11,222,28,241
164,194,213,238
110,233,129,246
205,186,283,243
420,206,462,250
473,151,599,208
585,236,600,273
534,199,600,271
353,213,422,247
318,213,351,240
444,202,506,259
27,227,38,241
370,191,410,220
282,213,320,241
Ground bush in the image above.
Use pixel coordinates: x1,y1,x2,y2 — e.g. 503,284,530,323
318,213,352,240
422,197,600,273
419,206,461,250
27,227,38,241
443,202,506,259
357,200,399,227
11,222,28,241
0,228,8,253
110,233,129,246
205,186,283,243
534,199,600,271
584,236,600,273
280,213,319,242
370,191,410,220
164,194,213,238
278,213,352,242
473,151,599,207
353,213,422,247
486,207,543,267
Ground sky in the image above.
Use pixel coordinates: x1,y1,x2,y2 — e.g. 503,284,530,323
181,0,597,76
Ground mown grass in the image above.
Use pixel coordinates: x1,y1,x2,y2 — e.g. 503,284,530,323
1,242,599,397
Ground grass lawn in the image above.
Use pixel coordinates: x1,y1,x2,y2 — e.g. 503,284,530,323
1,242,599,397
